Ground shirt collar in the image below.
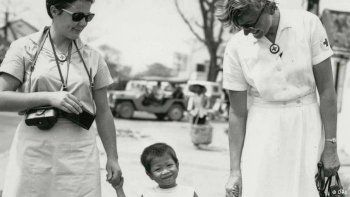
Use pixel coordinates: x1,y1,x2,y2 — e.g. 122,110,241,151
278,9,294,31
248,9,293,43
29,26,86,53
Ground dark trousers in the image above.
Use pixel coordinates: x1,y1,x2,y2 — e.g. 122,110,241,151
192,115,207,125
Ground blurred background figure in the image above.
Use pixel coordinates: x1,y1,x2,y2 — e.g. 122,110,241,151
187,84,210,125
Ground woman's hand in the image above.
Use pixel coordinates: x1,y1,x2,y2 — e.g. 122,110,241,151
321,143,340,177
48,91,83,114
106,157,123,187
225,171,242,197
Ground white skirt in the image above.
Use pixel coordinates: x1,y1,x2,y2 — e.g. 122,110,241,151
241,93,324,197
2,118,101,197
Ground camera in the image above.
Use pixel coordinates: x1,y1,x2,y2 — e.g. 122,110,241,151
25,106,58,130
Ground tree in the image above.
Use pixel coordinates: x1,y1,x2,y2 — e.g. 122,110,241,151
135,63,175,78
174,0,225,81
98,44,132,81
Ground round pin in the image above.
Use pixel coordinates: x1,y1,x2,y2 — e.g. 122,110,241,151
58,54,67,62
269,43,280,54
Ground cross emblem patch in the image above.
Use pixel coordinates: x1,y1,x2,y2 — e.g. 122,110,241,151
320,38,330,50
323,38,329,47
269,44,280,54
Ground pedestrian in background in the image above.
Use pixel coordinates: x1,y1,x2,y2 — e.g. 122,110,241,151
0,0,122,196
216,0,340,196
187,84,210,125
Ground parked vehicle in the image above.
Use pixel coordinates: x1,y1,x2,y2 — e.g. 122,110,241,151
107,77,188,121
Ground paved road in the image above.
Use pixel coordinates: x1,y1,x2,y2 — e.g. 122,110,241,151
0,112,231,196
0,112,349,196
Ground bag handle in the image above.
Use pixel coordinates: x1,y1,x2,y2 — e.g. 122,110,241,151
316,162,326,192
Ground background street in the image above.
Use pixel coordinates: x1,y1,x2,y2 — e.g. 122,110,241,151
0,111,349,197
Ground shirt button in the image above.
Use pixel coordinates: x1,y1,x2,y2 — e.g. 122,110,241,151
60,55,66,60
296,100,301,104
276,67,282,71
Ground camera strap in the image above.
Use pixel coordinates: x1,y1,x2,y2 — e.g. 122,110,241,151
48,30,72,91
73,41,94,90
48,28,95,114
26,26,50,93
73,40,96,114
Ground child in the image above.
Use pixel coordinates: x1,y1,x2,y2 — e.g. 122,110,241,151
140,143,198,197
112,143,198,197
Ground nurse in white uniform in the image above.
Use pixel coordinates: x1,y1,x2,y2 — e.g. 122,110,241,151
216,0,340,196
0,0,122,196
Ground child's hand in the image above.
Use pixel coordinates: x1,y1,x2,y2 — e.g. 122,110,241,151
112,176,124,190
113,177,126,197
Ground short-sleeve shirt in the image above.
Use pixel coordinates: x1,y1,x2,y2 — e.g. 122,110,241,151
223,9,333,101
0,27,113,112
142,185,195,197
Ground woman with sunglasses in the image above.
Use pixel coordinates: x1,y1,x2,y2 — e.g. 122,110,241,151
216,0,340,197
0,0,122,196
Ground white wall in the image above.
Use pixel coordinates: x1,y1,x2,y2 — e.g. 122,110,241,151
276,0,307,10
337,60,350,152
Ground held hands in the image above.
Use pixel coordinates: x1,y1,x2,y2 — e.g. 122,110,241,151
106,157,123,188
226,171,242,197
48,91,83,114
321,143,340,177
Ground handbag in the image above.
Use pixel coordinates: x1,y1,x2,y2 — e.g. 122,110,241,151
315,162,345,197
25,106,58,130
60,105,95,130
325,172,345,197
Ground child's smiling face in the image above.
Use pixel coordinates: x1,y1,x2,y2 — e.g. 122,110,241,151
147,154,179,189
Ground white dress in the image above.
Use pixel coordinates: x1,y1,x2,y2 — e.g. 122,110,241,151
0,28,113,197
223,10,333,197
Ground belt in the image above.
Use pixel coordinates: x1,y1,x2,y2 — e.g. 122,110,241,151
251,93,317,107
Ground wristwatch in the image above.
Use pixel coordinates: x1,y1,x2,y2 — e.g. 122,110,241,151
325,138,337,144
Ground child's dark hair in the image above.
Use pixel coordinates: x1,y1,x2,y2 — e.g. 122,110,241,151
140,143,179,174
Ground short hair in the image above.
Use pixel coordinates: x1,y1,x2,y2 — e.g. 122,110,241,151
215,0,275,28
140,143,179,174
46,0,95,18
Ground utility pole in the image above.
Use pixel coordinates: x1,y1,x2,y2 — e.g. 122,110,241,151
4,10,9,40
307,0,320,15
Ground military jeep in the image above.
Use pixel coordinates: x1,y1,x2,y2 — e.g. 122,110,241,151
107,77,188,121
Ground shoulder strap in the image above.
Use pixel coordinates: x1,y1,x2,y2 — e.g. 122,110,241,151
25,26,50,93
18,27,50,115
30,26,50,72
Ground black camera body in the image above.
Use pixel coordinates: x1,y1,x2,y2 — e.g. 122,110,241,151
25,106,58,130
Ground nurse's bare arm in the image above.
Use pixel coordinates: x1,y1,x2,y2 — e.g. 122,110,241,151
225,90,247,197
93,87,122,185
313,57,340,176
227,90,248,173
0,73,82,114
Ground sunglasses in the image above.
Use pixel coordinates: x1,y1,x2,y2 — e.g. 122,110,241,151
61,9,95,22
237,4,266,29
